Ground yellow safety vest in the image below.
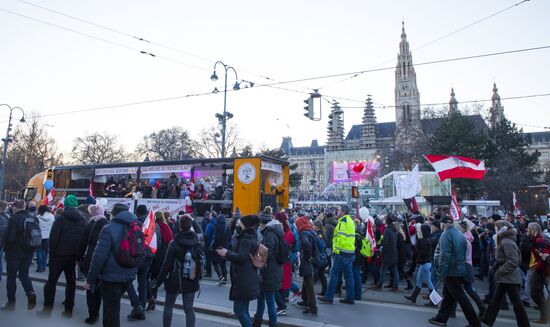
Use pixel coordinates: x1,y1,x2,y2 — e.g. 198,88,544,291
333,215,356,255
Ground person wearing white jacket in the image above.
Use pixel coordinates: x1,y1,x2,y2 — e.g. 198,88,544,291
36,205,55,272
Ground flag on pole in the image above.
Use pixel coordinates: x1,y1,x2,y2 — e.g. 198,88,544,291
424,155,486,182
403,197,421,214
89,180,95,198
56,192,66,208
366,217,377,254
513,192,521,216
44,188,55,205
142,210,157,254
450,190,460,221
395,164,420,199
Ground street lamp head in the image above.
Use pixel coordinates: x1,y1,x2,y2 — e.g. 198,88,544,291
19,116,25,123
233,81,240,91
210,71,218,82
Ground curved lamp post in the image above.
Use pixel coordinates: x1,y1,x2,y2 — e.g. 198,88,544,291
0,104,25,199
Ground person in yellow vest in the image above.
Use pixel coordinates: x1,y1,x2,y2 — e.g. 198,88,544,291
318,205,356,305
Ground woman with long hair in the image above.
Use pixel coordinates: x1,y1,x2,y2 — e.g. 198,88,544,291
405,224,433,303
393,221,413,290
147,211,174,310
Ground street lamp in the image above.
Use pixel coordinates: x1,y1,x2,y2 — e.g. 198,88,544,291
210,61,240,158
0,104,25,199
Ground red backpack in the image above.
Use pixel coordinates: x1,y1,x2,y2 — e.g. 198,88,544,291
115,221,146,268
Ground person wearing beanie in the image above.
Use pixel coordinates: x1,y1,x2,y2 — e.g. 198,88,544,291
295,216,318,315
216,216,260,326
78,204,108,324
84,203,139,327
39,193,86,317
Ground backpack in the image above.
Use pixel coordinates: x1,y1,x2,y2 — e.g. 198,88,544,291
311,233,328,268
80,219,107,274
23,216,42,250
275,233,291,265
358,234,372,258
115,221,146,268
250,242,269,269
290,224,300,253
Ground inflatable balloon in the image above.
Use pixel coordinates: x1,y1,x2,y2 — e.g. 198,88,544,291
359,207,370,221
352,163,365,173
461,207,468,215
97,198,108,208
43,179,54,191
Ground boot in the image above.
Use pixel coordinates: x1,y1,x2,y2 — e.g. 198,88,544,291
404,287,421,304
27,292,37,310
127,306,146,321
0,301,15,311
252,315,262,327
62,308,73,318
36,306,53,317
405,279,414,291
145,297,156,311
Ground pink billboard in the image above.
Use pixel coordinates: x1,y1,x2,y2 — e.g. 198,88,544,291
331,161,381,183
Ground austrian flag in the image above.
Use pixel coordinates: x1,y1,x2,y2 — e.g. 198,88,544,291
424,155,486,182
142,210,157,254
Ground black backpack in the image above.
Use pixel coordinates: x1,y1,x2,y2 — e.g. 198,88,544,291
275,233,290,265
23,216,42,250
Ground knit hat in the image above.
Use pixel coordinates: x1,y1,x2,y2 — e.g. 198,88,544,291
111,203,129,216
135,204,148,216
240,215,260,228
295,216,313,233
313,220,323,229
64,195,78,208
86,196,97,205
88,204,104,217
260,206,273,224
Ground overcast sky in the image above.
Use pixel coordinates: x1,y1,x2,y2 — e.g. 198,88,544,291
0,0,548,158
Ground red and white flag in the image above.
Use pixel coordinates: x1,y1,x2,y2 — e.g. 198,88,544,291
142,210,157,254
513,192,521,216
89,180,95,198
424,155,486,182
56,192,66,208
366,218,377,254
44,188,55,205
450,190,460,221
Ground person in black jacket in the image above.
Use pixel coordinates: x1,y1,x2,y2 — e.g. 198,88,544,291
38,195,86,317
78,204,109,324
295,216,318,315
0,200,10,284
216,215,260,327
253,208,283,327
372,215,399,291
210,213,229,285
84,204,139,327
1,200,37,311
405,224,433,303
153,215,201,327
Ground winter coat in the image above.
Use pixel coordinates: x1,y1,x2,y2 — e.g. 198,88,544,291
156,230,201,295
519,234,532,267
494,229,522,285
0,212,9,249
150,226,172,280
354,226,365,266
463,231,474,265
430,229,443,256
86,210,139,284
78,204,92,222
324,217,338,250
259,220,284,292
38,212,55,239
226,228,260,301
78,215,109,275
380,224,398,265
205,219,216,248
396,232,407,269
416,237,432,264
299,230,316,277
5,209,37,258
49,207,87,257
282,229,295,290
436,225,467,279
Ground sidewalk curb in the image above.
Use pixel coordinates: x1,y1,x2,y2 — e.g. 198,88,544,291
24,274,342,327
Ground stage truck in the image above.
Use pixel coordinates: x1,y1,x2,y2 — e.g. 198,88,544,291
24,156,289,217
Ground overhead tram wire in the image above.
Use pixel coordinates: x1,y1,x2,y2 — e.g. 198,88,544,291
317,0,532,90
15,0,314,93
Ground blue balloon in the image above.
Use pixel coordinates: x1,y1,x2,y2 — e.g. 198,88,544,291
44,179,53,191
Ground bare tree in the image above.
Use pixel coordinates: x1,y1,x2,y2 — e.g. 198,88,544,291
71,132,127,164
136,126,196,161
5,114,63,194
195,123,246,159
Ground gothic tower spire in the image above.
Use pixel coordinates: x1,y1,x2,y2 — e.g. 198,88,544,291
326,101,344,151
489,83,505,128
360,95,377,149
449,88,458,114
395,21,423,149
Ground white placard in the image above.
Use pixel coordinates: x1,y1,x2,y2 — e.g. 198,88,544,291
95,167,138,176
96,197,135,212
261,161,283,173
429,289,443,305
136,199,186,219
140,164,192,174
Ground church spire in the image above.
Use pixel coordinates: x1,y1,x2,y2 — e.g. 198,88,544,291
326,101,344,151
360,95,377,149
449,88,458,114
489,83,505,128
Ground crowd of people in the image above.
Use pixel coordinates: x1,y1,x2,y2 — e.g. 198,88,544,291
0,197,549,327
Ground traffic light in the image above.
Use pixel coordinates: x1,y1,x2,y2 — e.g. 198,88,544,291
303,96,314,120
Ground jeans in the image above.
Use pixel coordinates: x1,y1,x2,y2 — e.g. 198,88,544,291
352,265,362,301
255,290,277,327
377,262,398,288
0,249,3,282
127,256,153,308
326,254,354,302
212,256,227,281
530,270,548,322
100,281,129,327
233,300,252,327
86,286,102,319
434,277,481,326
44,255,77,309
36,239,49,271
483,283,530,327
6,252,34,302
302,275,317,312
164,292,195,327
416,263,434,290
521,269,531,303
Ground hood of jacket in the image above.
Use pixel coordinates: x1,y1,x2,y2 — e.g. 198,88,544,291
175,230,199,248
216,214,226,226
498,228,517,242
111,210,137,225
62,206,84,221
264,219,284,238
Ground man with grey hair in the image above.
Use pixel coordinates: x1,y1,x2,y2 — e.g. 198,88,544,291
0,200,10,283
2,200,38,311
